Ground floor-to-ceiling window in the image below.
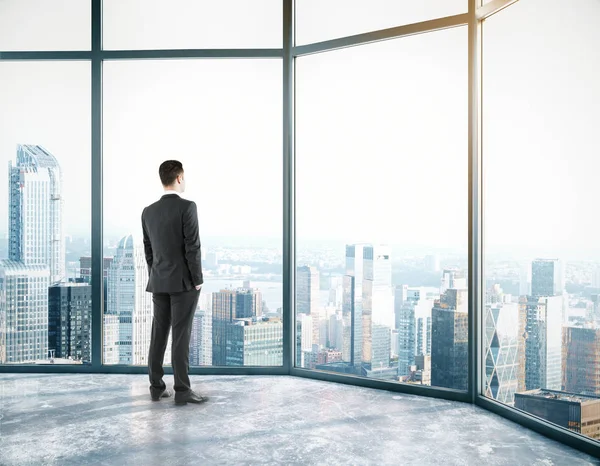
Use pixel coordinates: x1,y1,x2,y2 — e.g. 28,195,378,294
294,26,469,390
482,0,600,444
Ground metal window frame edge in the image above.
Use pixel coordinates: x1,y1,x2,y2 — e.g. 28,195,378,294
0,364,287,376
291,367,471,403
468,0,484,405
292,13,469,57
476,395,600,458
477,0,520,21
282,0,295,375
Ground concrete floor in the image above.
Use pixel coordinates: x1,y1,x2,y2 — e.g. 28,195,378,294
0,374,597,465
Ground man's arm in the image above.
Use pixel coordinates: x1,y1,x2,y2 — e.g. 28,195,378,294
182,201,203,287
141,208,153,273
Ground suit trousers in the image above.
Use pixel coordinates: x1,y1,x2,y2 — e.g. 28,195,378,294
148,289,200,392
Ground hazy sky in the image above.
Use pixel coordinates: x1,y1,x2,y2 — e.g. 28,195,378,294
0,0,598,260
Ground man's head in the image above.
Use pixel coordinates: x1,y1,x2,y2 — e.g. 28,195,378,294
159,160,185,193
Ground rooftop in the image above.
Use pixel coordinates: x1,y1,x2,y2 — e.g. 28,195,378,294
518,389,600,404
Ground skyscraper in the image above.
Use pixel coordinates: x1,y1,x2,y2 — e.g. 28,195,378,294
342,272,359,367
371,324,391,372
396,296,434,377
48,282,92,363
363,245,393,328
344,244,367,369
297,265,319,315
9,145,65,282
440,269,467,295
484,285,519,405
531,259,563,298
106,235,153,365
212,288,262,366
522,295,563,391
79,256,114,283
431,288,468,390
79,256,113,315
190,293,212,366
103,314,119,365
0,145,64,364
345,244,392,371
563,325,600,395
297,266,322,357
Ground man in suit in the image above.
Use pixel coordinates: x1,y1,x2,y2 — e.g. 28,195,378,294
142,160,207,405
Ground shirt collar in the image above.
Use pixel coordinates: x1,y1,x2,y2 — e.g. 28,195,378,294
163,189,181,197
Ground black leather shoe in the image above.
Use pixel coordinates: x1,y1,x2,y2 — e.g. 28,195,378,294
174,389,208,405
150,387,173,401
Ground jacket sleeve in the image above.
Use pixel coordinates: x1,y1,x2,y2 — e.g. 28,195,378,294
182,201,204,286
141,208,153,273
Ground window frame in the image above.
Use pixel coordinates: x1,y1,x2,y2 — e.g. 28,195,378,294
0,0,598,458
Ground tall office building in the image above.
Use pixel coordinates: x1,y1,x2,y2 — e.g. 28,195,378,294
103,314,119,365
431,288,468,390
48,282,92,363
106,235,153,365
484,285,519,405
297,265,321,352
79,256,114,282
371,324,391,372
0,145,64,364
363,245,393,328
358,244,392,368
522,295,563,391
212,288,262,366
531,259,563,298
226,317,283,366
297,265,319,315
394,285,409,317
296,312,313,367
9,145,64,282
397,296,434,377
343,244,367,369
342,273,359,366
79,256,113,314
441,269,466,295
563,325,600,396
328,312,343,350
190,293,212,366
519,263,532,296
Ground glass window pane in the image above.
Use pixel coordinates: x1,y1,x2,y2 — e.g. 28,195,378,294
296,27,468,390
0,0,91,51
102,0,282,50
103,59,282,367
296,0,467,45
483,0,600,443
0,62,92,365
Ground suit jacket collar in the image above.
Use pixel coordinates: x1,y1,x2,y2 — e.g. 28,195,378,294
161,190,181,200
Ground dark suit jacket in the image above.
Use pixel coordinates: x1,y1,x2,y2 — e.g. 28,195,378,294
141,194,203,293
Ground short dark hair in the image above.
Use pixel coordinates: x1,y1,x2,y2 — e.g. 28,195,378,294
159,160,184,187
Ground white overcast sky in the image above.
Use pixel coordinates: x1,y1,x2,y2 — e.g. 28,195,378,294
0,0,598,260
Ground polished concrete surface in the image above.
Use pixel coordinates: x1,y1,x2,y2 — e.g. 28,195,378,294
0,374,597,465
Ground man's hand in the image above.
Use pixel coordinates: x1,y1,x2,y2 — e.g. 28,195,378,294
195,284,202,291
